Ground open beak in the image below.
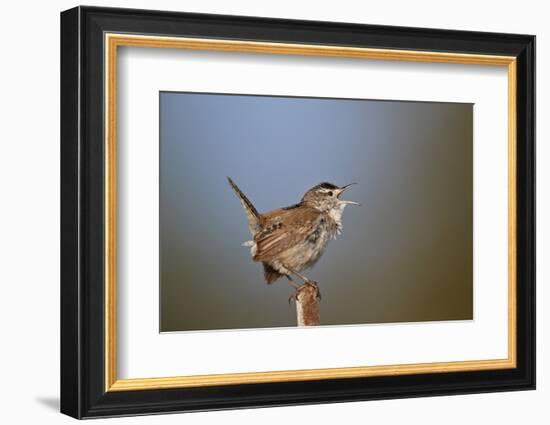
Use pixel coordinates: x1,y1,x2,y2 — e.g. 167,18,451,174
337,183,360,205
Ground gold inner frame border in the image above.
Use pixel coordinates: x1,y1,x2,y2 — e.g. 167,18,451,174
104,33,517,392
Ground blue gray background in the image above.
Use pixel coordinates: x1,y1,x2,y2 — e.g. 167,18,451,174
160,92,473,332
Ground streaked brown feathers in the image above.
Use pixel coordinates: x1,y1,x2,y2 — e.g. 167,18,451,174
253,207,322,262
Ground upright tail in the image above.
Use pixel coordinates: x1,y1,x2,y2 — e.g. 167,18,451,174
227,177,261,235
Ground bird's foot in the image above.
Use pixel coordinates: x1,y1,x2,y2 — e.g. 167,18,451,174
305,280,322,301
288,281,321,304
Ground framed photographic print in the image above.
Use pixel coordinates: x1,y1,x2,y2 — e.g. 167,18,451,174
60,6,535,419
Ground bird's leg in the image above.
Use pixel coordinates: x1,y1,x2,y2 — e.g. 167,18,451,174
284,267,322,301
290,269,313,284
285,274,300,289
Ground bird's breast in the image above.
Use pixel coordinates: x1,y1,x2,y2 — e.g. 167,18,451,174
328,204,347,234
277,217,335,272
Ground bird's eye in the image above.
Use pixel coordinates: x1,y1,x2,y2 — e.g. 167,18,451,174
327,191,333,196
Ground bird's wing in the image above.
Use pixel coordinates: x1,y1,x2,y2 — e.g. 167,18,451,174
253,209,321,262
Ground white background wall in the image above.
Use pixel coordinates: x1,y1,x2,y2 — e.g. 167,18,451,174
0,0,545,423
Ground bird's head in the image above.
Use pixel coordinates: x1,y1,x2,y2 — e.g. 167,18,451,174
301,182,359,212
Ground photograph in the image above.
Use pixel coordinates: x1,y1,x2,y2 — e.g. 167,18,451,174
159,91,473,332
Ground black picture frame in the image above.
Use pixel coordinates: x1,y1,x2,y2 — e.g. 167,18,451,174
61,5,535,419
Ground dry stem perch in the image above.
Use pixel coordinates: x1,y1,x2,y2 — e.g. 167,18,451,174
295,284,321,326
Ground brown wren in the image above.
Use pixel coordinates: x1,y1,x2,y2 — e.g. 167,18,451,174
227,177,359,296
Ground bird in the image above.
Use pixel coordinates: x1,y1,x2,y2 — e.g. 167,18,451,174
227,177,359,297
